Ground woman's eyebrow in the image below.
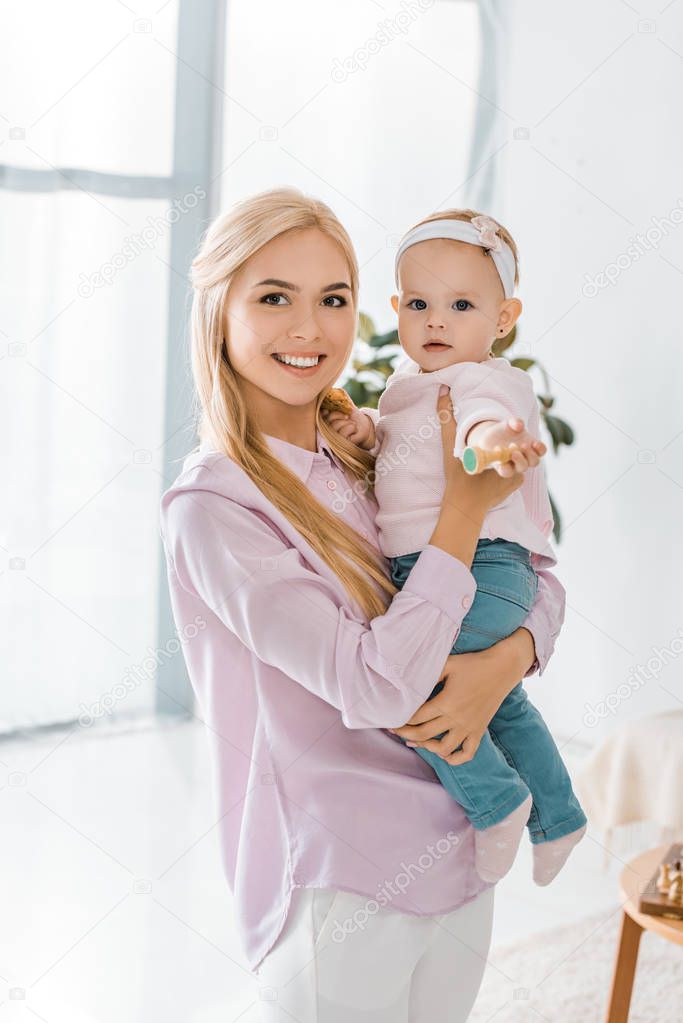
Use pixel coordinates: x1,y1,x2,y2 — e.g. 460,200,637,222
252,278,351,293
321,282,351,293
253,278,300,291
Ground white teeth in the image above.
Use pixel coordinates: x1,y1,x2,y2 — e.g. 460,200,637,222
274,354,320,367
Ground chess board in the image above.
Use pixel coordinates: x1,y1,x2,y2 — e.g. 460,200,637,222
638,842,683,921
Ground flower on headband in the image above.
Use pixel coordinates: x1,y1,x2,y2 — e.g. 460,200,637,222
471,215,503,252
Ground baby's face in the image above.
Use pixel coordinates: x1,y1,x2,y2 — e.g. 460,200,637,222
393,238,509,371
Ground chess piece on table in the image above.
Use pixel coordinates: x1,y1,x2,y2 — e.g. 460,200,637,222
657,862,673,892
667,874,683,904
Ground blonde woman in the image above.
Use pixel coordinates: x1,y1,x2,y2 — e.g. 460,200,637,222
159,187,562,1021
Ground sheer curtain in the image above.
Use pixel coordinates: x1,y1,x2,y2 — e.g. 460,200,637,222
2,0,222,732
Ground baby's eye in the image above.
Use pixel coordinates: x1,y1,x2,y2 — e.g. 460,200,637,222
407,298,427,311
453,299,472,311
260,293,289,305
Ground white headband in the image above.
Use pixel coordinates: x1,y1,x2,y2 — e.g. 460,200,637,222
394,215,516,299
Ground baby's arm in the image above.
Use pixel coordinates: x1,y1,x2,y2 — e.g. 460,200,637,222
465,418,545,477
455,367,545,477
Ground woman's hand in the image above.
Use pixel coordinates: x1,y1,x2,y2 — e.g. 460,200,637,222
386,628,536,764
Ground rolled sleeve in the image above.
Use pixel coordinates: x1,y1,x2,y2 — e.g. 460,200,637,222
402,543,476,622
455,401,517,454
521,566,566,677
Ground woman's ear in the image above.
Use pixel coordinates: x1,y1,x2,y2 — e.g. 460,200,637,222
391,294,399,314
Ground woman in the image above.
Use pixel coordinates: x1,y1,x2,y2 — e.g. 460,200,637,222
159,187,562,1021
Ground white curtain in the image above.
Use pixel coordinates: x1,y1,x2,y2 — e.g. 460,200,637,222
3,1,181,731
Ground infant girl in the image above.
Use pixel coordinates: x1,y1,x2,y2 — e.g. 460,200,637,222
324,210,587,886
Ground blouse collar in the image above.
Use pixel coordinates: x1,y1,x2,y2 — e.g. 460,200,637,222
262,429,346,481
197,429,347,483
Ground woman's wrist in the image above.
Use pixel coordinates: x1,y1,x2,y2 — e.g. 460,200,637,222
512,626,537,676
485,627,536,702
430,488,486,569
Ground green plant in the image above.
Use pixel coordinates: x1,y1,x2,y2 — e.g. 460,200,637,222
342,314,575,542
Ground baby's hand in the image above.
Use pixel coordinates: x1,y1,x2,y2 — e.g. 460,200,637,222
322,402,376,450
465,417,546,477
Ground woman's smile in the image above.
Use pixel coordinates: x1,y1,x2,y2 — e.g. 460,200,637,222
271,351,328,375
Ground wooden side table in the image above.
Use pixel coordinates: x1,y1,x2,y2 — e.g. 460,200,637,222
604,845,683,1022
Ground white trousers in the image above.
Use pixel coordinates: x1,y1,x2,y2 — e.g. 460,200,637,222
253,884,495,1022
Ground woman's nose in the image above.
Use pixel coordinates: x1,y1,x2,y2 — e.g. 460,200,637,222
287,313,321,341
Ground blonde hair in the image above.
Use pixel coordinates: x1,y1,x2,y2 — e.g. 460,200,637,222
189,186,397,621
404,207,520,289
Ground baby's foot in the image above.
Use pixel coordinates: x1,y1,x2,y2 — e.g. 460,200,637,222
532,824,587,886
474,794,533,884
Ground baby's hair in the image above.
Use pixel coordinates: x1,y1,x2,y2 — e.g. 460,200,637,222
407,207,520,289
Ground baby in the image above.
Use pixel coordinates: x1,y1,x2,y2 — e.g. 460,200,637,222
324,210,587,886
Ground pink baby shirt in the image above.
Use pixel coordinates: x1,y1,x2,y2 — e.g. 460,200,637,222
366,356,557,564
159,428,565,972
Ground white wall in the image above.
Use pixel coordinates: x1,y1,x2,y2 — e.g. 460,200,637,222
496,1,683,747
220,0,481,319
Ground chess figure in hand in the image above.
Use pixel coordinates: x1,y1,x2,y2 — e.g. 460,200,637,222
323,210,587,887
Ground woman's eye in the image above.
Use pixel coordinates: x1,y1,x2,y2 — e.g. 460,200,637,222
260,293,289,305
407,299,427,311
453,299,472,311
322,295,347,307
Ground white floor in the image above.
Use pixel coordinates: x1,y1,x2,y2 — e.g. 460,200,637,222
0,718,662,1022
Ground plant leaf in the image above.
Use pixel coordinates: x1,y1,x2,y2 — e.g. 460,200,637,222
492,334,516,356
358,313,376,343
543,413,564,453
369,329,399,348
549,492,561,543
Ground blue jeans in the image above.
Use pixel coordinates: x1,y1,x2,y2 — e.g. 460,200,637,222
390,539,587,844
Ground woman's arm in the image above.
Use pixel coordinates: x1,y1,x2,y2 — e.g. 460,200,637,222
161,486,478,731
386,564,566,762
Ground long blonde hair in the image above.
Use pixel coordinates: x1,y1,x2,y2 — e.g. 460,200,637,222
189,186,397,620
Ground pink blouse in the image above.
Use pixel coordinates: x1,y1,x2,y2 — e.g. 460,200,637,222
159,428,565,972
